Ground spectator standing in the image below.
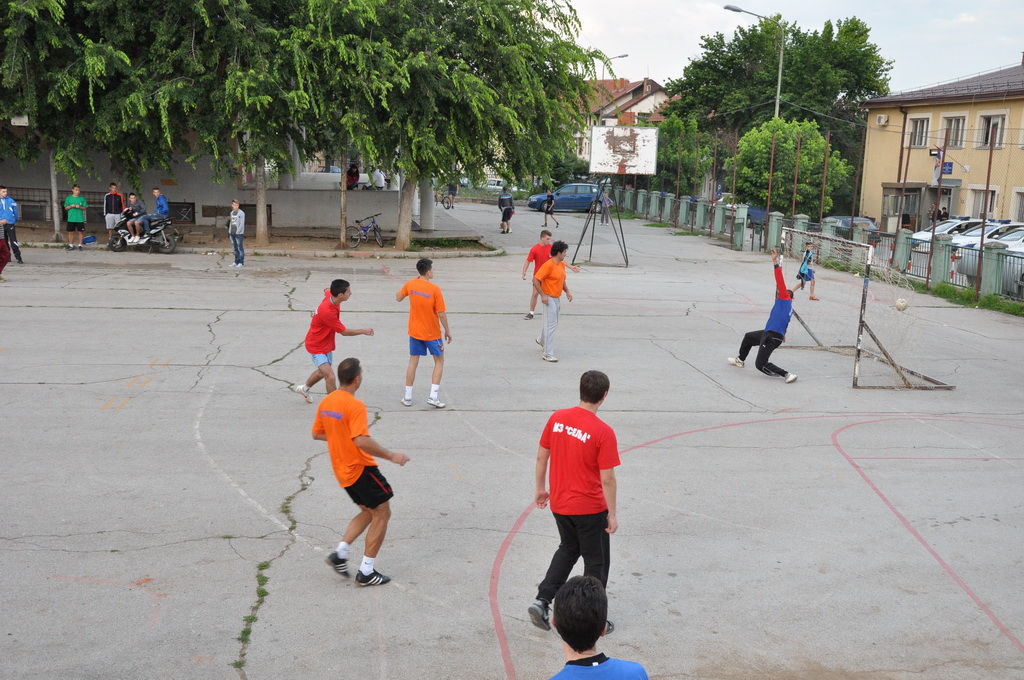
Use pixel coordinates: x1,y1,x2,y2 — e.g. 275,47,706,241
103,183,125,241
396,258,452,408
0,186,21,269
543,188,560,228
134,187,168,242
533,240,574,362
529,371,620,634
316,357,410,586
498,187,515,234
547,576,649,679
447,182,458,208
598,190,614,226
939,207,949,221
227,199,246,267
63,184,87,251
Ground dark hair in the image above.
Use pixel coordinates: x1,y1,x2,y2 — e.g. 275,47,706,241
0,185,6,190
336,357,362,386
128,192,137,198
579,370,609,404
550,240,568,256
502,186,509,192
329,279,350,296
72,184,80,189
540,229,552,238
152,186,160,192
416,258,433,275
109,182,118,188
553,576,607,653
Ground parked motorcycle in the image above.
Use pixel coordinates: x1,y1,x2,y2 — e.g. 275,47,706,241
108,211,178,254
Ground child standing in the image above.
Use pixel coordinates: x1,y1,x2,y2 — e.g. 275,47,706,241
227,199,246,268
63,185,88,251
795,243,819,300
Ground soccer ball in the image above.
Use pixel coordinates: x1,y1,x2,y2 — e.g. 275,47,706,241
895,298,908,311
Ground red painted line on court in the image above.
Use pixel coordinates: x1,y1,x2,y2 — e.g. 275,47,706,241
831,419,1024,655
488,413,1024,678
489,503,537,680
853,456,1024,461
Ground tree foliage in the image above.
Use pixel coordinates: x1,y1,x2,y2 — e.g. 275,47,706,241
728,118,852,216
653,114,708,196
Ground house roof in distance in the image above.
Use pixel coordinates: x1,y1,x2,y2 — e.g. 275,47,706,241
866,61,1024,107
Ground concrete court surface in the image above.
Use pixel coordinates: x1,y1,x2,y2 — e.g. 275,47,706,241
2,204,1024,680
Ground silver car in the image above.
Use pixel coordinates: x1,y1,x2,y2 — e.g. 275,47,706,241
911,218,981,245
955,224,1024,276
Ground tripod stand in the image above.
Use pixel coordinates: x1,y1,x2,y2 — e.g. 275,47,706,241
572,177,629,267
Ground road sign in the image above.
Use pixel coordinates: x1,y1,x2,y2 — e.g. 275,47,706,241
942,161,953,175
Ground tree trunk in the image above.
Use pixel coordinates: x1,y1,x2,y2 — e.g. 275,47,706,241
48,148,62,242
255,158,268,246
338,152,349,249
395,174,417,251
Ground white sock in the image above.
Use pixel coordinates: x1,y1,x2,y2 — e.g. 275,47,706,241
360,556,375,576
404,385,413,400
429,384,440,399
335,541,349,559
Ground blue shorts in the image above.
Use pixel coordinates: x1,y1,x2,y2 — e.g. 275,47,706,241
799,268,815,282
409,337,444,356
310,352,333,367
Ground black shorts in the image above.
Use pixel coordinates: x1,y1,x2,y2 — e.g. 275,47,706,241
501,207,514,222
544,203,555,215
344,466,394,509
67,222,85,232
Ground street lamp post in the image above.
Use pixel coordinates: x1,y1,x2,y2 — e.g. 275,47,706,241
724,4,784,118
600,53,629,86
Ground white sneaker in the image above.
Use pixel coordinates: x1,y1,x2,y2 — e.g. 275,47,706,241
542,354,558,362
426,396,446,409
236,263,244,268
727,357,744,368
785,373,798,384
401,397,413,407
291,384,312,403
535,336,543,347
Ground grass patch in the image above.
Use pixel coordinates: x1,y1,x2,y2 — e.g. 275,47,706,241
671,230,702,237
644,221,673,228
410,238,491,251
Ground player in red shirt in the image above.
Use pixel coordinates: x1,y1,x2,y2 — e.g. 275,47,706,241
529,370,620,634
291,279,374,403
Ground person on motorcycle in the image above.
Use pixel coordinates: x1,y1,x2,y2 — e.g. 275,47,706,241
135,187,169,241
124,193,146,243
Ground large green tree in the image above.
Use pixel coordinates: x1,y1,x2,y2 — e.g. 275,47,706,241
728,118,851,217
653,114,708,197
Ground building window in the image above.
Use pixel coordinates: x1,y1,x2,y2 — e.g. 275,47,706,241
1015,192,1024,222
979,115,1004,148
942,116,964,148
972,189,996,218
909,118,929,147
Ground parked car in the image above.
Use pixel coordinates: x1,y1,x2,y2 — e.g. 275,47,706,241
820,216,877,240
911,218,982,245
954,224,1024,275
527,183,600,211
949,222,1018,248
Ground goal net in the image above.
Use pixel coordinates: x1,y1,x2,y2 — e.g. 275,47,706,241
780,227,953,390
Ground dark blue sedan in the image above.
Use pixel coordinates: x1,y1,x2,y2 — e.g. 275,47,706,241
527,183,600,211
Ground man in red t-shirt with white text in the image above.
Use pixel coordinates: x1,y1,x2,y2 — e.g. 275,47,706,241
529,370,620,634
292,279,374,403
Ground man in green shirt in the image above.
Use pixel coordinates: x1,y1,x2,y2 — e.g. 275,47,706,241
63,185,88,251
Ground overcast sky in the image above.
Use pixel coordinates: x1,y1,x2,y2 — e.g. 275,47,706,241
570,0,1024,93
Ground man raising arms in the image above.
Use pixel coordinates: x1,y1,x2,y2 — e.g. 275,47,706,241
316,358,410,586
292,279,374,403
529,370,619,633
396,258,452,408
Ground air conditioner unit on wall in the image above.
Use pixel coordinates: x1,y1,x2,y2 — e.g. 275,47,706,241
875,114,889,126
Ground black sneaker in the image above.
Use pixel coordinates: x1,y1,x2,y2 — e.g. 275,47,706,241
528,599,551,631
324,551,349,578
355,569,391,586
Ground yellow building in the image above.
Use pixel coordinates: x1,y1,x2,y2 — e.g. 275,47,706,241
861,61,1024,231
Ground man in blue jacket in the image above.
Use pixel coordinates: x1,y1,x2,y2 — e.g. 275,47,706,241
727,249,798,383
137,187,169,238
0,186,19,276
0,186,21,266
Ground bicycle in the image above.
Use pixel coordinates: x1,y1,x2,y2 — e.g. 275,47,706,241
434,191,453,210
347,213,384,248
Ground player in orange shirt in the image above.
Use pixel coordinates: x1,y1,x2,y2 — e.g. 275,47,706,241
396,258,452,408
316,358,410,586
533,240,573,362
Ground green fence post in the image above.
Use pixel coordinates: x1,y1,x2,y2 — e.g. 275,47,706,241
635,189,648,216
732,204,748,250
894,229,911,275
678,199,690,227
929,233,953,289
661,193,675,222
696,199,709,230
980,241,1008,297
713,203,726,234
767,211,785,249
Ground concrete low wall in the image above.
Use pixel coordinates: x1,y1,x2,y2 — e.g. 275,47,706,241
0,152,401,229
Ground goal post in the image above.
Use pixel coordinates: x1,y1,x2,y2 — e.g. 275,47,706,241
780,227,954,390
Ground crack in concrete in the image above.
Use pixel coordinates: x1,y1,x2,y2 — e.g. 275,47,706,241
0,532,286,554
188,311,228,392
649,338,763,410
231,450,321,676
